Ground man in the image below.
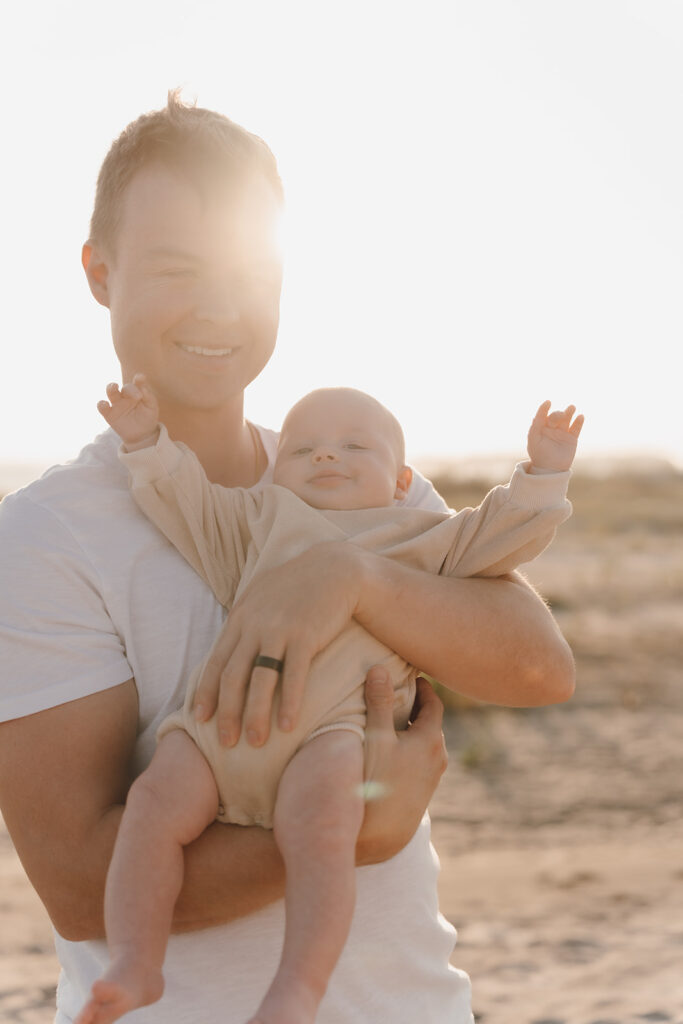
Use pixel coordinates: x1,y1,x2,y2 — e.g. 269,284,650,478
0,93,574,1024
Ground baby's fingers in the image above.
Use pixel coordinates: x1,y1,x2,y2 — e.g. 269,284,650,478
546,405,571,429
531,400,552,428
119,380,144,403
132,373,155,404
569,413,585,438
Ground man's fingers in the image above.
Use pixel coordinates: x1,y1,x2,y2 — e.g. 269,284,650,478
194,641,235,722
362,666,397,801
242,662,282,746
406,678,448,777
215,644,254,745
278,649,311,732
409,676,445,730
364,665,396,733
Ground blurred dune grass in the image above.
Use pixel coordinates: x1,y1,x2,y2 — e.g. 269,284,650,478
427,463,683,715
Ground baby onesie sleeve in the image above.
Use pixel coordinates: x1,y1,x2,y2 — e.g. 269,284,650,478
119,426,254,608
439,462,572,578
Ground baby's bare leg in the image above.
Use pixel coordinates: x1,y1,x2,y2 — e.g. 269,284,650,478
249,730,364,1024
75,730,219,1024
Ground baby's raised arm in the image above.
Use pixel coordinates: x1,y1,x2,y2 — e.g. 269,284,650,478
527,401,584,473
98,374,160,450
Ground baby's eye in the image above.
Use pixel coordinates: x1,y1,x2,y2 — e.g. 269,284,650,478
292,447,312,456
344,443,367,451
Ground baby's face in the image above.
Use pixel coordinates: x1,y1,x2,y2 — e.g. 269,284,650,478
273,392,411,511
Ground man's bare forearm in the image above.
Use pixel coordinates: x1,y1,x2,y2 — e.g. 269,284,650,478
172,819,285,933
73,814,286,941
353,550,575,706
2,678,427,944
0,686,287,943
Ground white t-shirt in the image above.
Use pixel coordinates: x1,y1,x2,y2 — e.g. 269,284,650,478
0,426,473,1024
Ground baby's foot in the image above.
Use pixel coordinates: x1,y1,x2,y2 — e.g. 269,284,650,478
247,971,322,1024
74,956,164,1024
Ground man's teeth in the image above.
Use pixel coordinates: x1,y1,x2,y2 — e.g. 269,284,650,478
179,344,234,356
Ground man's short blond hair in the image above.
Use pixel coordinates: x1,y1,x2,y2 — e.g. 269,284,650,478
89,90,283,254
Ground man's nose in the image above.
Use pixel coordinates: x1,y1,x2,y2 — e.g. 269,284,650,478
312,447,339,463
194,280,240,326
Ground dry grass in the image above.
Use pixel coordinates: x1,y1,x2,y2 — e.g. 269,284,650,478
429,467,683,714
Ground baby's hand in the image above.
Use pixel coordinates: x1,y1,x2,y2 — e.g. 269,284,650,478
97,373,160,450
527,401,584,472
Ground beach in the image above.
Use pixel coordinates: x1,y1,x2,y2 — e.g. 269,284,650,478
2,464,682,1022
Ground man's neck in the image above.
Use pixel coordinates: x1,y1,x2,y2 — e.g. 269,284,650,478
157,399,266,488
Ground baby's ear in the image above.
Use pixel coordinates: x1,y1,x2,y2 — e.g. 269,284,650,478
394,465,413,501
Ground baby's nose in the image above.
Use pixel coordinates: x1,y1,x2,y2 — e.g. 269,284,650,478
312,447,339,462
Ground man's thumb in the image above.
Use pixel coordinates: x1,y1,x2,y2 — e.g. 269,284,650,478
364,665,395,725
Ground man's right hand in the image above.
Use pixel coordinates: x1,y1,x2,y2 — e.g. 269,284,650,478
356,668,447,865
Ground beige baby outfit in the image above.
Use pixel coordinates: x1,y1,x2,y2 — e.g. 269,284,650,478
120,428,571,828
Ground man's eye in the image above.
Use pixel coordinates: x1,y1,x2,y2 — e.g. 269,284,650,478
238,262,280,285
159,268,196,279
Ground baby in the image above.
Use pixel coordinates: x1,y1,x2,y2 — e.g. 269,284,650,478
77,380,583,1024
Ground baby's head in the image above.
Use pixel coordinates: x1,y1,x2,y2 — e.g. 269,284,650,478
273,388,413,511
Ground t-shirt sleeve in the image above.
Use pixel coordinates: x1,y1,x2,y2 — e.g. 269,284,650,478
403,465,449,513
0,492,132,722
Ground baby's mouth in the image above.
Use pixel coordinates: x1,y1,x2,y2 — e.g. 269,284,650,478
309,472,349,483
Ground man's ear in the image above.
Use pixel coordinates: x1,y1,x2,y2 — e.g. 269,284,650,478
82,241,111,308
394,465,413,501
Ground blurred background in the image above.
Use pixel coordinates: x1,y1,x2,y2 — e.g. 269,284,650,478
1,0,682,481
1,3,682,1022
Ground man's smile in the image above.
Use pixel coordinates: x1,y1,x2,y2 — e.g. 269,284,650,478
175,342,237,357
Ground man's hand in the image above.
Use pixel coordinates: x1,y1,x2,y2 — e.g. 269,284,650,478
357,669,448,864
194,542,365,747
97,373,160,450
527,400,584,472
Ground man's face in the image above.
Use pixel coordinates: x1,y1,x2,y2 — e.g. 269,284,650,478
91,163,282,415
273,393,411,510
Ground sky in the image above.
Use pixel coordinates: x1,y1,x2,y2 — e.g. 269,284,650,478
2,0,682,483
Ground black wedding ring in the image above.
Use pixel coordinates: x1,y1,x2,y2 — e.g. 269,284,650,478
253,655,285,673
